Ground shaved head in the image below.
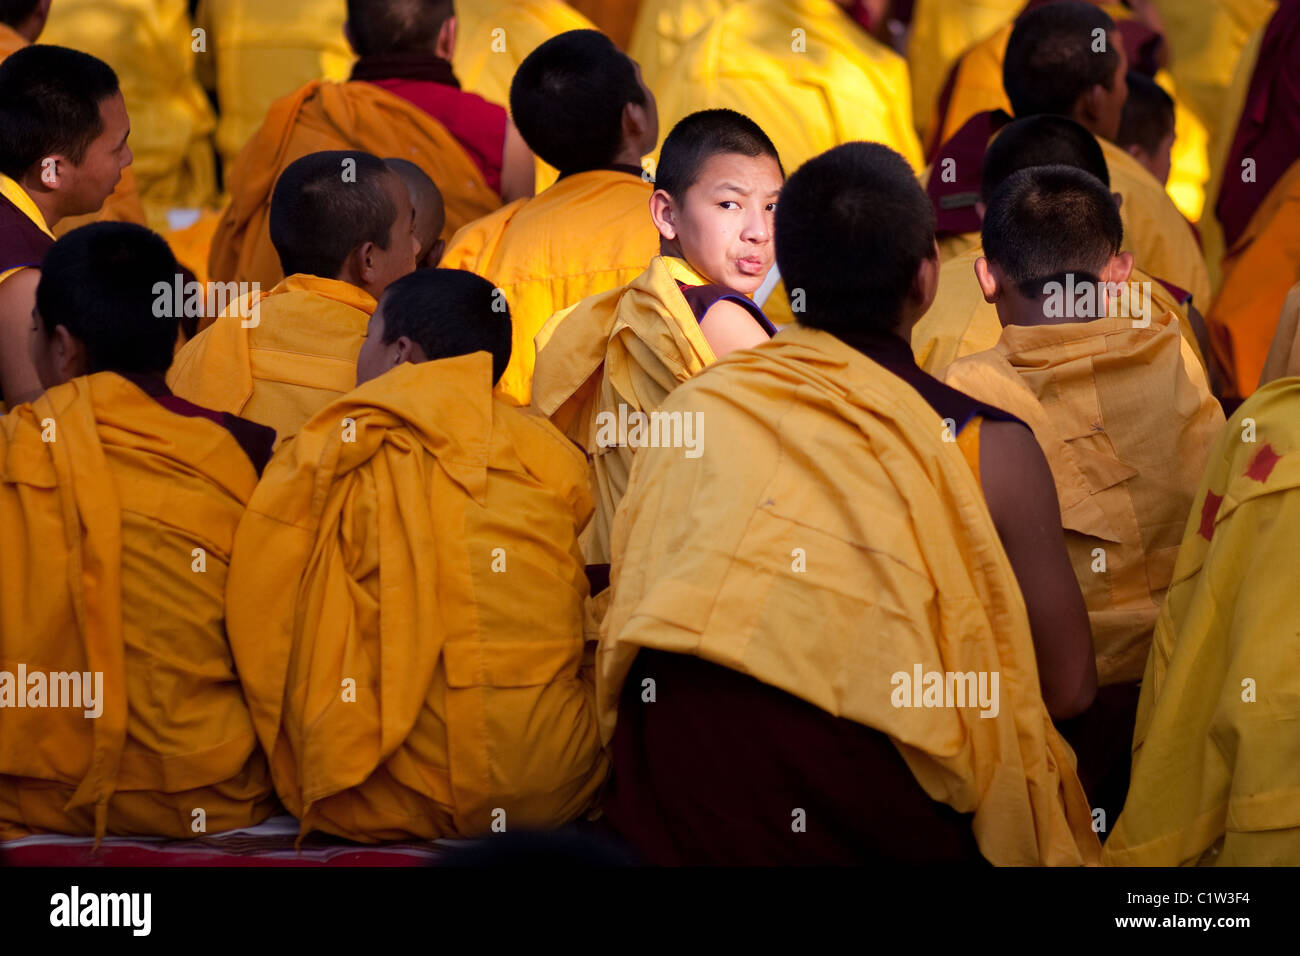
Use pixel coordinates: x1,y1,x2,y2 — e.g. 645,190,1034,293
385,157,444,266
345,0,453,57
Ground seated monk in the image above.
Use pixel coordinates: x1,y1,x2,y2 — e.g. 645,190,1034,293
912,115,1219,393
532,108,781,614
169,150,417,443
1104,377,1300,865
0,45,134,408
226,268,607,842
442,29,660,404
0,223,276,840
384,157,445,268
599,143,1099,865
941,166,1225,824
209,0,533,288
927,2,1211,309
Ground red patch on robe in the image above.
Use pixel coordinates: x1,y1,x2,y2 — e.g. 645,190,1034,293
1198,491,1224,540
1246,443,1281,482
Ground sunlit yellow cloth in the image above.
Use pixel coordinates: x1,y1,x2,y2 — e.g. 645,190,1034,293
598,324,1100,865
167,274,375,443
943,312,1224,685
533,255,715,571
1206,159,1300,397
1104,376,1300,866
163,208,224,287
454,0,596,192
226,353,606,841
209,80,500,287
0,373,274,840
442,169,657,404
907,0,1021,142
1259,285,1300,386
194,0,354,174
911,243,1208,375
651,0,923,176
43,0,217,221
627,0,739,95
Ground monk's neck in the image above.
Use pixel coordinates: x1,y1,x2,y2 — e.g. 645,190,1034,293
17,176,61,230
996,298,1091,328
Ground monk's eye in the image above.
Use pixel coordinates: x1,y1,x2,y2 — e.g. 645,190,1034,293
718,201,739,210
766,203,777,212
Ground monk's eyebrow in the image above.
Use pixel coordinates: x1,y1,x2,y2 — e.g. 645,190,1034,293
117,127,130,149
716,183,752,196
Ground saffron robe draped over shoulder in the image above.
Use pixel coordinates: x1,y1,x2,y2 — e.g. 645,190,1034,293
943,313,1225,685
166,274,376,443
1206,159,1300,397
910,242,1208,375
599,324,1101,866
533,255,719,570
225,354,606,841
208,80,500,287
441,169,658,405
627,0,739,95
651,0,923,176
0,373,274,840
43,0,218,218
1104,377,1300,866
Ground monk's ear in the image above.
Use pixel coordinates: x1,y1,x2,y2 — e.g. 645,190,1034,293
622,100,652,157
1101,250,1135,287
974,199,986,222
37,154,67,190
974,256,1002,303
436,15,456,61
1111,191,1124,213
649,189,677,241
911,242,940,315
425,238,446,269
354,241,378,284
53,325,86,383
392,335,426,366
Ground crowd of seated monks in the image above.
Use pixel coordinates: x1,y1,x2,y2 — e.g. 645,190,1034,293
1,0,1298,865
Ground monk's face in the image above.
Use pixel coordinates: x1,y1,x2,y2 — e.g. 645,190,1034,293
366,175,420,296
63,92,132,217
655,152,783,294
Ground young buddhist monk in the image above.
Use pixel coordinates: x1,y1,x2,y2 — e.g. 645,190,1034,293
927,2,1210,308
0,222,276,840
598,143,1100,865
384,157,445,268
209,0,532,288
1116,70,1175,186
1105,376,1300,865
941,166,1225,823
532,108,780,617
913,114,1218,392
441,29,660,404
168,150,417,443
0,45,134,407
226,268,607,842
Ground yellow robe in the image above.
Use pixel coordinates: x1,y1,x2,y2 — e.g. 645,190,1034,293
924,7,1211,223
166,274,375,443
533,255,716,571
0,373,274,840
1104,376,1300,866
208,80,501,287
0,21,25,59
907,0,1021,143
599,323,1100,865
650,0,923,177
194,0,354,174
943,313,1225,685
43,0,218,221
1206,159,1300,398
441,169,658,405
911,243,1208,375
1259,284,1300,386
454,0,597,192
226,353,606,841
627,0,739,95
